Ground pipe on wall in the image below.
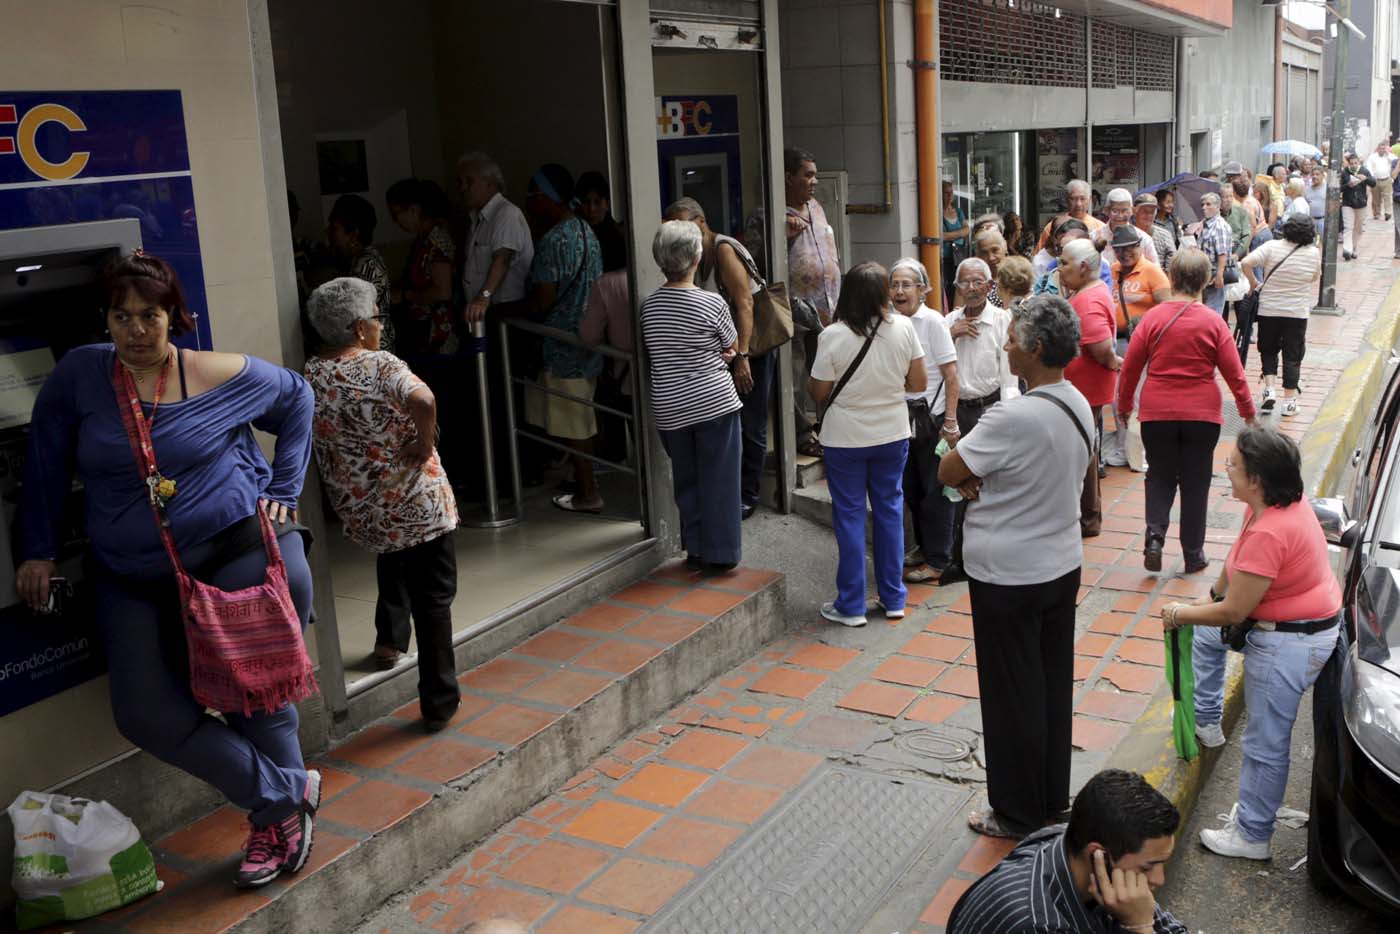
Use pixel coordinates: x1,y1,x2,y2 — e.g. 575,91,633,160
1274,6,1285,141
913,0,940,281
848,0,893,214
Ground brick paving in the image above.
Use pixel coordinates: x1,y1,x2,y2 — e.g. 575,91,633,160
355,226,1400,933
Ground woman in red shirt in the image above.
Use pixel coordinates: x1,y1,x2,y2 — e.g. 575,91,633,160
1117,249,1257,574
1161,427,1341,862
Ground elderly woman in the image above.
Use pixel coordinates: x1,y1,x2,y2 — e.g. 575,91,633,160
973,228,1007,307
16,252,319,888
1162,428,1341,861
1241,215,1322,418
938,295,1095,837
890,258,959,585
640,220,743,570
811,262,926,627
303,278,461,728
995,254,1034,309
1117,250,1257,574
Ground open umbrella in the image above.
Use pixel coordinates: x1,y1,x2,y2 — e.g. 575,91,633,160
1165,628,1199,761
1259,139,1323,160
1136,173,1221,226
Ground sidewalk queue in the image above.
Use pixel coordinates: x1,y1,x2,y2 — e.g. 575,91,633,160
12,148,1356,931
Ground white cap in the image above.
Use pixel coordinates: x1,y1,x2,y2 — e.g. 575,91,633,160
1106,187,1133,204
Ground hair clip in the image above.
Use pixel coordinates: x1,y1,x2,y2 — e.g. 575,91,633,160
133,248,146,257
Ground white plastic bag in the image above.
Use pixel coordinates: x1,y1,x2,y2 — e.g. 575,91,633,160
9,791,160,930
1125,414,1148,473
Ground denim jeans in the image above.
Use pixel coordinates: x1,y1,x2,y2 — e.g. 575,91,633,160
1202,285,1226,314
825,439,909,616
738,351,775,508
659,410,743,565
1237,625,1339,842
1193,623,1229,726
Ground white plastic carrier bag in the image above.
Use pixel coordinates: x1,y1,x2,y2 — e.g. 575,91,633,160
8,791,160,930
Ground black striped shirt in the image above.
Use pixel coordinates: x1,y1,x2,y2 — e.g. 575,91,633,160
640,285,741,431
948,827,1188,934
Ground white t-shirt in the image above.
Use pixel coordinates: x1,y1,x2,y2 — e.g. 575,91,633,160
811,313,924,448
1243,240,1321,319
1365,151,1391,180
957,379,1093,585
905,305,958,415
1286,196,1311,218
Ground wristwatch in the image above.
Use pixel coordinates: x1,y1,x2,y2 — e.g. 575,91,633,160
734,351,750,359
478,289,493,302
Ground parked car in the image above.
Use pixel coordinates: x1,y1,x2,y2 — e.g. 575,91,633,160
1308,356,1400,918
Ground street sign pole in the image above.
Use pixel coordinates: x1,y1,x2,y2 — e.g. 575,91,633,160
1315,0,1350,317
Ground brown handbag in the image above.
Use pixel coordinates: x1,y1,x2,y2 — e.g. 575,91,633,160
716,235,794,356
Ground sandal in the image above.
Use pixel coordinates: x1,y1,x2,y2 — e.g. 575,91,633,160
797,438,824,458
968,808,1029,839
552,493,603,514
904,564,942,584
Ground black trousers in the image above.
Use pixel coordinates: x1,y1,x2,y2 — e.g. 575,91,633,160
903,400,956,568
374,532,461,721
1256,316,1308,390
949,392,999,566
1141,419,1220,566
968,567,1080,831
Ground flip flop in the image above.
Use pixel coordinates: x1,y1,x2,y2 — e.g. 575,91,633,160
552,493,603,514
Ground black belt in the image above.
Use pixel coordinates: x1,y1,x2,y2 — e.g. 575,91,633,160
959,390,1000,408
1252,612,1341,635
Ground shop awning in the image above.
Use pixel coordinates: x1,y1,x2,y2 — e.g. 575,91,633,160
1052,0,1230,38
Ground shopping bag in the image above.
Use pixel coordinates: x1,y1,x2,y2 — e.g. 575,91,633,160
1165,630,1199,762
9,791,160,929
1125,414,1147,473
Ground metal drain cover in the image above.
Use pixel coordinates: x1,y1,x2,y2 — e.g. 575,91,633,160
893,728,972,762
641,765,968,934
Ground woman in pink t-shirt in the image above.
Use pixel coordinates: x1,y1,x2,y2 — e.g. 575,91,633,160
1160,427,1341,863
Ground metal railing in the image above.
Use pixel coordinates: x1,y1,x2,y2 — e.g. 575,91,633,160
498,317,644,524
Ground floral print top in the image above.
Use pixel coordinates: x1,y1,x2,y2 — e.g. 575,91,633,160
352,246,395,355
400,224,459,356
304,349,457,553
786,198,841,322
531,217,603,380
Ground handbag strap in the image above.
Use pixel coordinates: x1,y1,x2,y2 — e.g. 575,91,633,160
112,355,187,575
1257,244,1303,294
823,316,882,417
715,235,769,291
1025,389,1093,460
1144,301,1193,378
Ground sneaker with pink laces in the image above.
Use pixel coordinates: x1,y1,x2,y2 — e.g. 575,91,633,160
276,769,322,875
234,824,286,888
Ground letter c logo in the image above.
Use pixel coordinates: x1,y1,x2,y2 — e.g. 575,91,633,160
693,100,713,136
18,104,90,181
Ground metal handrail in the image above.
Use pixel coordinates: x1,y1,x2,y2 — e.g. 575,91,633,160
504,317,634,363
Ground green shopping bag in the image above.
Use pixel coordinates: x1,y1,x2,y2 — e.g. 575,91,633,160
1166,628,1199,761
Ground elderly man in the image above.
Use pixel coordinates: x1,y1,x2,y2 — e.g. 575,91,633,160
1219,183,1252,258
1340,151,1375,260
1195,192,1234,313
973,228,1007,306
784,146,841,457
459,152,534,322
1037,179,1105,252
1366,140,1393,220
1133,192,1174,270
1059,239,1120,537
1095,188,1157,267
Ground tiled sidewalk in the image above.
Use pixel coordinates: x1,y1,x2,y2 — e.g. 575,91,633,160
357,227,1399,934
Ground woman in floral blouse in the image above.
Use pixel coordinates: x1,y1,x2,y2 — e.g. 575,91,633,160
304,277,461,732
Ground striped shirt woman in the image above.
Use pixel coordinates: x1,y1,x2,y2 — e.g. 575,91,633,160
640,286,742,431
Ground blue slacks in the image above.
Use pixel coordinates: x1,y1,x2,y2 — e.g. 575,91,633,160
825,439,909,616
738,352,775,509
660,410,742,565
92,527,314,828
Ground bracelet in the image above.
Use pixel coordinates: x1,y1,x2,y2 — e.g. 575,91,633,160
942,422,960,433
1121,922,1155,933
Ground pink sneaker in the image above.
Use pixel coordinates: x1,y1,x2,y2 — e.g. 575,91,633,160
276,769,321,875
234,824,286,888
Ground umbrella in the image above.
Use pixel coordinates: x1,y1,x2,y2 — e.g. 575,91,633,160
1137,173,1221,226
1165,628,1199,761
1260,139,1323,160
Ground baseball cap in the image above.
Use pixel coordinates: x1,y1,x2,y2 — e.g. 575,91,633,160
1132,192,1159,207
1110,225,1141,249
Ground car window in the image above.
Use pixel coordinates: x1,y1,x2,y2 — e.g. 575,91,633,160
1354,359,1400,520
1368,423,1400,548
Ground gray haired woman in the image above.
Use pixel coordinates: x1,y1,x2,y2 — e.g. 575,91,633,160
640,221,743,571
938,295,1094,838
303,277,461,731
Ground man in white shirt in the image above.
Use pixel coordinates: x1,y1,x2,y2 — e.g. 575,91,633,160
458,151,534,322
1095,188,1158,267
1365,141,1393,221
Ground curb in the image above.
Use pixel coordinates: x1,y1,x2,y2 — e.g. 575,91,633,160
1107,268,1400,828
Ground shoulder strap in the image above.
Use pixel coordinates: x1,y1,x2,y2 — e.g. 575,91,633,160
552,218,592,309
824,316,882,415
1145,301,1193,377
1026,389,1093,460
1258,244,1303,293
714,235,767,296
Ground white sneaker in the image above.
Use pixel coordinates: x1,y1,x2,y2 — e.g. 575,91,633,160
1196,721,1227,748
1200,804,1271,860
875,601,906,620
1260,389,1276,414
1281,397,1299,417
904,547,925,568
821,601,867,627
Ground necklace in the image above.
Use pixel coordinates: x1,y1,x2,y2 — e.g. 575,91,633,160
119,348,173,386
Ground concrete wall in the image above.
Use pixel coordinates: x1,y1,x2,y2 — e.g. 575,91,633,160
1181,0,1279,171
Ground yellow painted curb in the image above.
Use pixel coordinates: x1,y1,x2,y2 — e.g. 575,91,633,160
1108,270,1400,824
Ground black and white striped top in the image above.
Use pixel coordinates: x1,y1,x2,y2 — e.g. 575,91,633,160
640,285,741,431
948,827,1189,934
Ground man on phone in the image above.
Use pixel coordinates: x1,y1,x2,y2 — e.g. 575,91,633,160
948,769,1189,933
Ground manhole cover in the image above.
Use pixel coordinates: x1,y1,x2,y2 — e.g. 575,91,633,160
641,765,968,934
894,729,971,762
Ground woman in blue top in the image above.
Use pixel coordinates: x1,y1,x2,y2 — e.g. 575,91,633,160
941,180,970,304
15,253,319,890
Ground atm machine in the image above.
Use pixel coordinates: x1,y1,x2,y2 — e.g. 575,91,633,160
0,218,143,717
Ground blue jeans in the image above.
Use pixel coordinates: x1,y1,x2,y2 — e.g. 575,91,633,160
660,410,742,565
738,352,775,508
1203,285,1226,314
93,526,314,828
1237,625,1338,842
1193,623,1229,726
825,439,908,616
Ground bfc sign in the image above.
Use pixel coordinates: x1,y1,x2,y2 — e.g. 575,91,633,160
655,95,740,140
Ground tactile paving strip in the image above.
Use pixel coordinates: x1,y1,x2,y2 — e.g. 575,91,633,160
642,765,967,934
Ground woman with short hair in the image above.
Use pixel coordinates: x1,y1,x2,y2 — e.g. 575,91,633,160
810,262,926,627
995,255,1035,309
1163,427,1341,861
937,295,1095,837
1117,249,1257,575
1241,214,1322,417
640,220,743,571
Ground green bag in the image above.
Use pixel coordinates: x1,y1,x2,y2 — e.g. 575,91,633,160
1165,628,1199,761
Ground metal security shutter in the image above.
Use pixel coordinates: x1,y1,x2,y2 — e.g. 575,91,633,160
1134,31,1174,93
940,0,1086,87
650,0,759,24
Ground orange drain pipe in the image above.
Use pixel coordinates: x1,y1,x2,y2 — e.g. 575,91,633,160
913,0,941,299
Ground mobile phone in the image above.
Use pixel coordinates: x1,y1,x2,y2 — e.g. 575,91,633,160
42,576,67,615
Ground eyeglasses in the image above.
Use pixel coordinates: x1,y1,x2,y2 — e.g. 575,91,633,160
369,314,389,323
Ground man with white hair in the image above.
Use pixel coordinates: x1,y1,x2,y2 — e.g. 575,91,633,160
1095,188,1158,267
458,151,534,322
1059,239,1121,537
1036,179,1105,252
1195,192,1234,313
1365,140,1393,221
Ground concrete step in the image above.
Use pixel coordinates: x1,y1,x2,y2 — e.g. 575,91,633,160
70,562,786,934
